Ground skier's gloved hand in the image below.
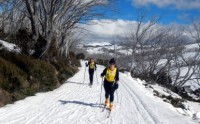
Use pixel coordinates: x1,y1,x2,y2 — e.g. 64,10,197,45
114,81,119,90
85,62,87,66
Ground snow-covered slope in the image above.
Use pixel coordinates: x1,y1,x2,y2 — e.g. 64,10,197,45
82,42,131,55
87,42,112,47
0,61,197,124
0,40,20,52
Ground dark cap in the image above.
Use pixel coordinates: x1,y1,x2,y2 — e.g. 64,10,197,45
109,58,115,64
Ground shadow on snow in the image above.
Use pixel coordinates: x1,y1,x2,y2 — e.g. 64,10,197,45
66,81,89,85
58,100,104,109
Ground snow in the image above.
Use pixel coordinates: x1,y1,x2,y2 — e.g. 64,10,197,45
0,40,20,52
86,47,105,54
146,84,194,116
87,42,112,47
0,61,197,124
82,42,132,55
188,101,200,122
193,112,200,120
185,44,199,51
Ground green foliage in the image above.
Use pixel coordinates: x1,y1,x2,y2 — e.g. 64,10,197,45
0,58,27,93
6,29,33,55
0,50,58,103
96,59,109,67
32,35,47,58
69,51,76,59
0,32,7,39
0,49,80,107
0,49,59,91
66,51,81,67
76,53,85,60
51,60,78,83
29,59,58,91
0,43,2,49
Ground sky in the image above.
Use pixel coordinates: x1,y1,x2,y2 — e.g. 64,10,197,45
82,0,200,42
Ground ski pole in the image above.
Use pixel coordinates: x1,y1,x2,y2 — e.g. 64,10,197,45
83,64,87,84
113,81,119,103
96,70,99,84
116,90,119,103
100,77,103,105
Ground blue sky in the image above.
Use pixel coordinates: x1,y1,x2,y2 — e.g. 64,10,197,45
83,0,200,42
111,0,200,25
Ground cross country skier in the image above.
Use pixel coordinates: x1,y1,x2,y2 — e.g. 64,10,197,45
101,58,119,111
85,58,97,86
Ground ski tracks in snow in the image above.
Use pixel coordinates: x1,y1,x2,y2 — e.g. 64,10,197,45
120,77,163,124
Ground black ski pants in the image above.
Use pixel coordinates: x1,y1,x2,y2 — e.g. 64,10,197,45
104,81,115,103
89,69,94,84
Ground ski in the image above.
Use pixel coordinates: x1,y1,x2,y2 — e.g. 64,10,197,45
106,110,111,118
102,105,107,112
102,106,112,118
88,84,92,87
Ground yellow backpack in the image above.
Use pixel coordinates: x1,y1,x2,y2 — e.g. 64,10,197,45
89,62,95,69
105,67,117,82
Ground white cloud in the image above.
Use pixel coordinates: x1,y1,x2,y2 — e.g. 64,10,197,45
83,19,136,35
79,19,194,43
132,0,200,10
79,19,138,42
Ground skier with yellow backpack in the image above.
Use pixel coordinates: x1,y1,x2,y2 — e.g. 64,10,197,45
101,58,119,111
85,58,97,86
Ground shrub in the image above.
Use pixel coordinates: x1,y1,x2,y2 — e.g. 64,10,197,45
162,95,185,109
0,89,11,107
29,59,59,91
51,60,78,83
0,48,80,107
0,32,7,39
7,29,33,55
156,68,172,86
0,58,28,93
69,51,76,59
32,35,47,58
96,59,109,67
76,53,85,59
0,43,2,49
193,88,200,98
0,49,59,92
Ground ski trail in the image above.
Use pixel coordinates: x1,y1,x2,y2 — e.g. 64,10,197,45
121,77,161,124
0,61,196,124
119,74,195,124
116,79,145,124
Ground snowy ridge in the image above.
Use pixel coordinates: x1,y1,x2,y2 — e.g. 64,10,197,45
0,61,197,124
82,42,131,55
87,42,112,47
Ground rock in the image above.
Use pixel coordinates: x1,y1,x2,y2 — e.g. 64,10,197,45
193,112,200,120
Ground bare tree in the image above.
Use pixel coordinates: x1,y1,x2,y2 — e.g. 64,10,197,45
23,0,39,42
181,20,200,88
23,0,111,58
119,10,160,73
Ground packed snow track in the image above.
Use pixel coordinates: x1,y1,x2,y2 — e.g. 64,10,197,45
0,61,196,124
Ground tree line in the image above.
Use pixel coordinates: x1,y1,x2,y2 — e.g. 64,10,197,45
0,0,112,58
